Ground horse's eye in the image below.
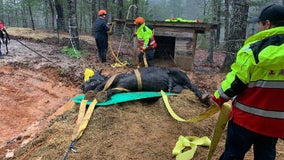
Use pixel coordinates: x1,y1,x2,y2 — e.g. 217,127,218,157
91,82,95,86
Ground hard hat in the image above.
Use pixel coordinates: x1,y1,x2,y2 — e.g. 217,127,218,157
98,10,107,16
134,17,145,25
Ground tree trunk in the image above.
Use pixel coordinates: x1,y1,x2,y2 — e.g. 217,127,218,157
132,0,138,18
54,0,65,31
216,0,221,46
21,5,28,28
207,0,218,63
48,0,55,30
224,0,229,42
221,0,249,72
67,0,79,49
116,0,123,34
28,5,35,30
0,0,3,20
91,0,97,24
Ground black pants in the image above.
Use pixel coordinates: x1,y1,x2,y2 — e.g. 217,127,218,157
95,36,108,62
138,48,155,67
220,120,278,160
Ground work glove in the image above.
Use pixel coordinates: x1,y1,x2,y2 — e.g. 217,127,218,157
211,95,226,107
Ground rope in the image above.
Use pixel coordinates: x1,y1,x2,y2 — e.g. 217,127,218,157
160,90,220,122
68,22,79,58
14,39,55,63
117,4,137,55
143,52,148,67
108,23,128,68
160,90,232,160
63,141,77,160
63,98,97,160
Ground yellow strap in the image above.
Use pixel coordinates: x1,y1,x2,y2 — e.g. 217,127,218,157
111,61,128,68
143,52,148,67
71,100,87,141
72,98,97,141
172,136,211,160
161,90,220,122
134,69,142,90
112,87,131,92
103,74,117,91
207,103,232,160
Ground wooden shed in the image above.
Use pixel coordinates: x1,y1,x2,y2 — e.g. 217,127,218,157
115,20,217,70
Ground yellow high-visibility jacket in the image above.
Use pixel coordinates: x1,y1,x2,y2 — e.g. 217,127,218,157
214,26,284,138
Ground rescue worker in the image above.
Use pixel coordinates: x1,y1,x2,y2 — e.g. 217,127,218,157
211,4,284,160
0,20,10,58
92,10,109,62
134,16,157,67
0,20,5,58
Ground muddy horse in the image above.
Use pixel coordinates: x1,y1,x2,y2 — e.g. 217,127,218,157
82,67,210,104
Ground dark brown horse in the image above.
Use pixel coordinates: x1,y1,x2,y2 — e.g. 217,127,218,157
82,67,210,105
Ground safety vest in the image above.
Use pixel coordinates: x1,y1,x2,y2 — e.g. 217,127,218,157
214,26,284,138
136,23,157,51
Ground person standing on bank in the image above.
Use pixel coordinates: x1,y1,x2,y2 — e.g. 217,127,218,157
134,16,157,67
210,4,284,160
93,9,109,63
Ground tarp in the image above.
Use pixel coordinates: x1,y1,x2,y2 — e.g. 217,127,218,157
72,91,177,106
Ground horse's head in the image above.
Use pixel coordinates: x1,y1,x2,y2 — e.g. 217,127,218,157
81,70,108,93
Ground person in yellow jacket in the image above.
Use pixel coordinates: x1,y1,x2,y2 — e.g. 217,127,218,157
211,4,284,160
134,17,157,67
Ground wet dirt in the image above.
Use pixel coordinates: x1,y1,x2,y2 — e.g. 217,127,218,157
0,28,283,160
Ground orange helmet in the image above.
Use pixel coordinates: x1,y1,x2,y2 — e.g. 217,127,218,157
98,10,107,16
134,17,145,25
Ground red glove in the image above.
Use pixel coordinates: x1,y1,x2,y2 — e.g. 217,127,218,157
211,95,226,107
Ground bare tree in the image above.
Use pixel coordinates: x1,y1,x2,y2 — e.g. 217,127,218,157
221,0,249,72
67,0,79,49
54,0,65,31
91,0,97,23
116,0,123,33
48,0,55,30
224,0,230,42
207,0,218,63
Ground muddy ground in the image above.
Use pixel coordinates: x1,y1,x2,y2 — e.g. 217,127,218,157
0,27,283,160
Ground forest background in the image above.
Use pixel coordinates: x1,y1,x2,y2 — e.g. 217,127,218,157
1,0,284,71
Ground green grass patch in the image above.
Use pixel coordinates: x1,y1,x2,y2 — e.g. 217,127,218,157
61,46,89,58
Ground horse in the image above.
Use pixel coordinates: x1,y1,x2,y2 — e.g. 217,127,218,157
82,66,210,105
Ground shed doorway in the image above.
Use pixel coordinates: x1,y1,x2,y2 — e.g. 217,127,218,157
153,36,176,67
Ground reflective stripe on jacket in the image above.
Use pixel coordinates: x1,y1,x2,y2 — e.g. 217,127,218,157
136,23,157,51
214,26,284,138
